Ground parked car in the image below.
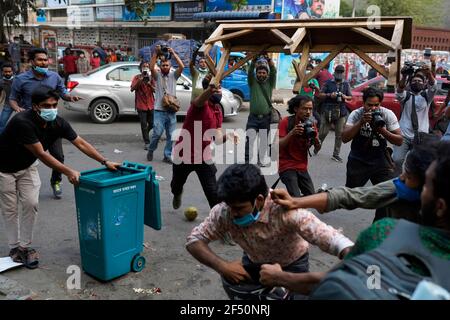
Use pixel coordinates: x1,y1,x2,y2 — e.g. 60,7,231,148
346,76,449,127
63,62,240,124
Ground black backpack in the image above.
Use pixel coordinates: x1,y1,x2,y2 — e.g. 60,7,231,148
309,219,450,300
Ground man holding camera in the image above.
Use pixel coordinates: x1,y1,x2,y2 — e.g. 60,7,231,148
147,46,184,164
318,65,352,163
342,87,403,188
392,64,437,172
131,61,155,150
278,95,320,197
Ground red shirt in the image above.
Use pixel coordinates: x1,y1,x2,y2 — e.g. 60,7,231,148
174,101,223,164
90,57,101,69
278,116,318,173
61,55,78,74
131,75,155,111
315,69,333,88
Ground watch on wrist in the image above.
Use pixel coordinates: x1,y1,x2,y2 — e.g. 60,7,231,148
101,159,108,166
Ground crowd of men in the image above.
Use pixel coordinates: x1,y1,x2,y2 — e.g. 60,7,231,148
0,43,449,300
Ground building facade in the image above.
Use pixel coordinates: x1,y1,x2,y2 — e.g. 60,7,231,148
411,26,450,52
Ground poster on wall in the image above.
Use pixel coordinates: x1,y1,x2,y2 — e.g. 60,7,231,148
47,0,69,8
123,2,171,21
205,0,272,12
282,0,340,19
96,6,123,21
174,1,203,21
67,6,95,22
41,30,58,71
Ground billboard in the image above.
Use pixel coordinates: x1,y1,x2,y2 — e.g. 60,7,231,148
282,0,340,19
69,0,95,4
96,6,123,21
174,1,203,21
123,2,171,21
47,0,68,8
205,0,272,12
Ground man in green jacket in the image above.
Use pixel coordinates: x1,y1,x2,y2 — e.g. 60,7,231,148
245,55,277,167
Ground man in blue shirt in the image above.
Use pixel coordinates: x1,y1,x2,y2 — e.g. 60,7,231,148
9,48,81,199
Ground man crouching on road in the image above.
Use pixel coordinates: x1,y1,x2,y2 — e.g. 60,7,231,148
0,85,120,269
185,164,354,300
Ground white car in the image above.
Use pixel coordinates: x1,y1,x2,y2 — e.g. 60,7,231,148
64,62,240,124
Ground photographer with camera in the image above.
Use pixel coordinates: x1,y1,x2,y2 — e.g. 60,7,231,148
318,65,353,162
278,95,321,197
190,48,209,101
131,61,155,150
342,87,403,188
392,63,438,173
147,45,184,164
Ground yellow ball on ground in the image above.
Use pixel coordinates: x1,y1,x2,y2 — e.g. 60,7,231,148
184,207,198,221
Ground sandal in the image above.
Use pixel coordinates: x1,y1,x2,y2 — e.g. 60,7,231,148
9,247,23,263
22,247,39,269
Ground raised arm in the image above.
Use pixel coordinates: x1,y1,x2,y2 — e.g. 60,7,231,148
149,51,158,80
170,48,185,78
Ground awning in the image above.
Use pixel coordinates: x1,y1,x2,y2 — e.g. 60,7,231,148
193,11,271,21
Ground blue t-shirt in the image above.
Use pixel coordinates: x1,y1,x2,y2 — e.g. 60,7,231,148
9,70,67,110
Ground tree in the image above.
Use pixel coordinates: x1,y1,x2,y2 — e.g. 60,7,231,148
340,0,353,17
124,0,155,25
226,0,248,11
0,0,36,44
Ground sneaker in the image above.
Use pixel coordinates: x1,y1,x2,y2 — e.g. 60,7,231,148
21,247,39,269
172,193,182,210
163,157,173,165
146,151,153,161
51,181,62,199
331,155,343,163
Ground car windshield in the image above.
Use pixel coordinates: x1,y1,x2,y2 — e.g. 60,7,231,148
86,64,112,76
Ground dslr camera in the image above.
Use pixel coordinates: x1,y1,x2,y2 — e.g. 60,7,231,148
336,91,343,103
158,44,172,61
302,119,316,140
371,110,386,128
402,62,424,77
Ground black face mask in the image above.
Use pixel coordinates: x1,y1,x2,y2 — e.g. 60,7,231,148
210,94,222,104
411,83,424,93
334,73,344,81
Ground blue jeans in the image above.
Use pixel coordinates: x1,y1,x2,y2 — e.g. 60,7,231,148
0,105,14,134
148,110,176,159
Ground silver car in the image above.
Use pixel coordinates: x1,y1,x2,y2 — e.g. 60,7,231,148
63,62,240,124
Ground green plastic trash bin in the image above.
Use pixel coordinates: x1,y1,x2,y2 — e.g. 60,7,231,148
74,161,161,281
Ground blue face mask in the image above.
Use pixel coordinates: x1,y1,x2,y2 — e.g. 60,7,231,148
39,108,58,122
233,202,261,227
393,178,421,202
210,94,222,104
33,65,48,75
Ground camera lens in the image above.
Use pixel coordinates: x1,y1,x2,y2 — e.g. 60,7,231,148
371,111,385,128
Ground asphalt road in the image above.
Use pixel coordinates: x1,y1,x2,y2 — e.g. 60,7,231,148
0,102,375,300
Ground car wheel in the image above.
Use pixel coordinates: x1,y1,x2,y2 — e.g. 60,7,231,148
90,99,118,124
231,92,244,111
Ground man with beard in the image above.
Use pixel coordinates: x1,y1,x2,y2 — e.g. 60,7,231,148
393,65,437,172
245,55,277,167
190,50,209,101
258,141,450,298
298,0,325,19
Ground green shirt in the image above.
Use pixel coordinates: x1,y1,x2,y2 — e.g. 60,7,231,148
346,218,450,275
300,78,319,98
248,61,277,116
191,67,209,100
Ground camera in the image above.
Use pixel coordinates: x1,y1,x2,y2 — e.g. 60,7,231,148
371,110,386,128
302,119,316,140
158,45,172,61
336,91,343,103
402,62,424,77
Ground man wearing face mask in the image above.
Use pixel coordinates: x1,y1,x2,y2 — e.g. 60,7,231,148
318,65,353,162
0,64,15,134
393,66,437,173
190,49,209,101
186,164,353,300
9,48,82,199
131,61,155,150
90,51,101,69
171,75,238,210
0,86,119,269
245,55,277,166
76,52,90,74
342,87,403,188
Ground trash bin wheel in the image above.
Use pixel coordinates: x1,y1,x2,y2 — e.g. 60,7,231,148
131,255,146,272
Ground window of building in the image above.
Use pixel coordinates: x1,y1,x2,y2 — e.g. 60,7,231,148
51,9,67,18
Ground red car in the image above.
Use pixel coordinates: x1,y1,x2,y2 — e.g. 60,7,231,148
346,76,449,127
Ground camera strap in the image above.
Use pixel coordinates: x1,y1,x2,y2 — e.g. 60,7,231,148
257,81,274,114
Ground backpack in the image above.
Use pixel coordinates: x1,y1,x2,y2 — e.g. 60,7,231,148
309,219,450,300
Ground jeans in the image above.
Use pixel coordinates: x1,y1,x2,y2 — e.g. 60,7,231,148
148,110,176,159
0,162,41,249
319,114,346,157
279,170,315,197
137,109,154,145
392,136,413,176
171,162,218,209
0,105,14,134
345,157,395,188
245,113,271,164
48,138,64,184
